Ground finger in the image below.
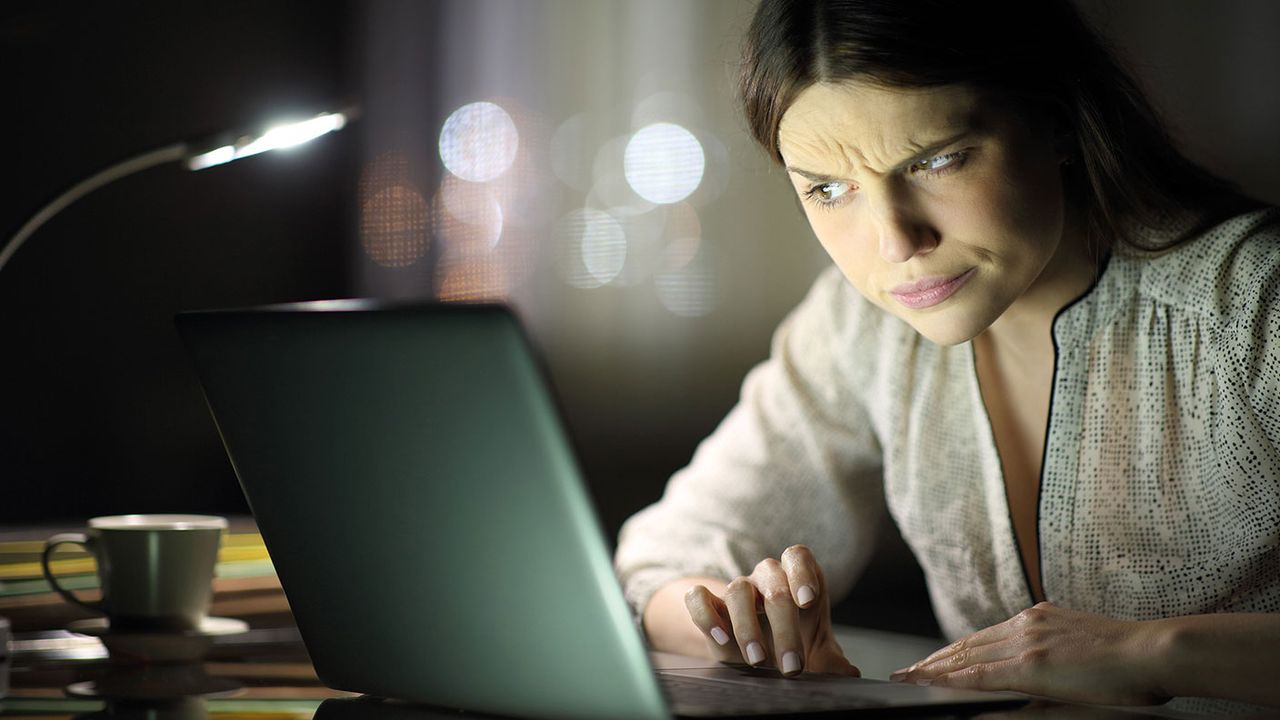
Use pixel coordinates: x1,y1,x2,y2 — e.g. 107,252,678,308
723,578,769,667
919,602,1062,674
890,637,1016,683
895,614,1023,676
779,545,821,609
751,558,804,675
683,585,741,663
929,657,1027,693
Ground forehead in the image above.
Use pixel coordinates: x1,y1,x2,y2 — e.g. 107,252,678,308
777,81,992,171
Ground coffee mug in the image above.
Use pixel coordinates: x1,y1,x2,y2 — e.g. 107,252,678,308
41,514,227,632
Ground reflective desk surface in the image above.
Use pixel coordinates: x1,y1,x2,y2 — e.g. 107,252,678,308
1,526,1275,720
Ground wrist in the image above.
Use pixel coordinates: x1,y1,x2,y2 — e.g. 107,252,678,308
1134,616,1185,701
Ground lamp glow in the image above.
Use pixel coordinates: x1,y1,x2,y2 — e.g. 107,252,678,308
188,146,236,171
187,112,349,171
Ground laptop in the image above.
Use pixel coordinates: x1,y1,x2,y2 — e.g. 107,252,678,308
175,300,1026,719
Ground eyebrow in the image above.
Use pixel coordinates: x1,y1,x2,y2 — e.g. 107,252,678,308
784,129,974,183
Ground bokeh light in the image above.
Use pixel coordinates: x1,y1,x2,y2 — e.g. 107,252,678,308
436,253,510,302
438,174,505,251
655,239,717,317
488,103,562,229
661,202,702,270
439,101,519,182
582,226,627,285
359,153,430,268
603,205,666,287
555,208,626,289
361,185,430,267
591,135,652,211
623,122,705,204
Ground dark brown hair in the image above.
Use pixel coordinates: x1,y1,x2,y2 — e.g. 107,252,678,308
739,0,1257,252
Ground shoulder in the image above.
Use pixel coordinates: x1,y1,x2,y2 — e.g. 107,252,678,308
1131,206,1280,325
1130,206,1280,425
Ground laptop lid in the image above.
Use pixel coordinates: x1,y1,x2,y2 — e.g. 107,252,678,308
176,301,668,720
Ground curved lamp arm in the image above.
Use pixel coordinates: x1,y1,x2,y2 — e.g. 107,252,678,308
0,143,187,274
0,109,355,275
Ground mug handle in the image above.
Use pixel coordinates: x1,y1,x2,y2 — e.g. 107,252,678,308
41,532,106,615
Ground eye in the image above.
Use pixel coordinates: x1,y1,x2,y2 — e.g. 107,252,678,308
909,150,967,176
803,180,852,208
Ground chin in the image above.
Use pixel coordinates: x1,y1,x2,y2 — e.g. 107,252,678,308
912,323,977,346
903,310,992,346
888,286,1008,346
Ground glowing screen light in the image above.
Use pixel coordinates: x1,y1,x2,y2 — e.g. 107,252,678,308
623,123,705,204
439,102,519,182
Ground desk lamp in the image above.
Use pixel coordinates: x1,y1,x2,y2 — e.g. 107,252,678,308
0,107,357,671
0,108,357,273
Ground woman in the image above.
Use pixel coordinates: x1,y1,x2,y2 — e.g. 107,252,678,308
614,0,1279,709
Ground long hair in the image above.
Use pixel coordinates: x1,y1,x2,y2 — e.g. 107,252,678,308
739,0,1257,252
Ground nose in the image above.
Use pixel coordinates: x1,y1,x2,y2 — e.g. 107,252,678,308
869,190,938,263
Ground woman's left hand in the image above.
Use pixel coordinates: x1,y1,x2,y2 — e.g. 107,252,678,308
890,602,1168,705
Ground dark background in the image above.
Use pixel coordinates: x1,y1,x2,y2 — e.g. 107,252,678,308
1,1,357,518
3,1,1278,639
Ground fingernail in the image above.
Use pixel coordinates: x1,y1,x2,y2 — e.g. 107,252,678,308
889,672,906,682
891,667,910,676
782,651,801,675
746,641,765,665
710,627,730,646
796,585,815,606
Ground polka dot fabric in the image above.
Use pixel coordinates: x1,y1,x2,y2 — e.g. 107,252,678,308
1040,208,1280,623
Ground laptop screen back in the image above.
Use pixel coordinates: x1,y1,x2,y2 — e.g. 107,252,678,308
177,302,667,720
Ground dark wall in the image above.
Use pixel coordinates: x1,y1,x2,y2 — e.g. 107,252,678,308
1,2,358,522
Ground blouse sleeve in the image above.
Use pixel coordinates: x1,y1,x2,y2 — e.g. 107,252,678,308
1217,222,1280,466
613,266,888,624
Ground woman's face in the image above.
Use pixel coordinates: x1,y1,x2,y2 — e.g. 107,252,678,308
777,80,1072,345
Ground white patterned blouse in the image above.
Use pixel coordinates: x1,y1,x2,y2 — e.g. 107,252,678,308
614,207,1280,648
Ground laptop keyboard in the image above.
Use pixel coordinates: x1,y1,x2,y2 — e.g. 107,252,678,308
659,672,886,716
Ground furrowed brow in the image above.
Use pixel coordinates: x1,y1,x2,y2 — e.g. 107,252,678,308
785,130,973,183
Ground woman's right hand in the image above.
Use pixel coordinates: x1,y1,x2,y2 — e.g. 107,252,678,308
682,544,860,677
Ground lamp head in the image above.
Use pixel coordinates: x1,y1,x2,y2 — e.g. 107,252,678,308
185,108,356,171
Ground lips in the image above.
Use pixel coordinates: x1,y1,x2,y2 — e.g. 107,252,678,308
889,268,977,310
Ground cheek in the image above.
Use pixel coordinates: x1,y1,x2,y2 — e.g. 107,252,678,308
804,210,879,292
984,149,1066,254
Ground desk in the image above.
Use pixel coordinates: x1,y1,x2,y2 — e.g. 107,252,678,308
1,525,1273,720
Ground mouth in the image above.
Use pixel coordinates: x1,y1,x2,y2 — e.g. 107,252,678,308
889,268,977,310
